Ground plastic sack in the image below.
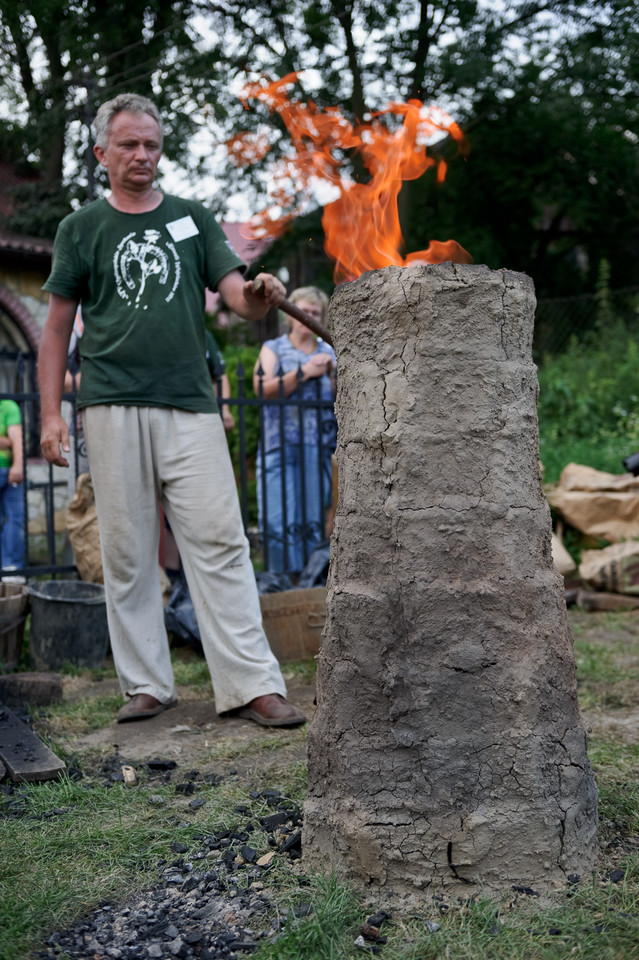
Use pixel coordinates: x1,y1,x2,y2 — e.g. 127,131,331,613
164,577,202,651
297,542,331,589
255,571,295,594
65,473,103,583
551,532,576,576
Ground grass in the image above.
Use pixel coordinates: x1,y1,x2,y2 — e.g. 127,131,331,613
0,762,307,960
571,614,639,711
539,434,631,486
3,615,639,959
42,692,124,734
1,776,177,959
251,852,639,960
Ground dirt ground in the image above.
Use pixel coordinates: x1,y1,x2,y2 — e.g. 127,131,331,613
34,604,639,777
55,660,318,774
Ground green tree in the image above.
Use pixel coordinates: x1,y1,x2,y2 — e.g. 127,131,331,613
0,0,205,232
194,1,639,295
400,2,639,295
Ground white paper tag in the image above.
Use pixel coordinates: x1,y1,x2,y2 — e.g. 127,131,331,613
165,215,199,242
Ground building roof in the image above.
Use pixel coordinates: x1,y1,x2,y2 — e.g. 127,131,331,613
0,158,270,311
0,218,266,272
0,162,54,264
219,221,271,269
0,230,54,261
206,222,272,314
0,161,40,219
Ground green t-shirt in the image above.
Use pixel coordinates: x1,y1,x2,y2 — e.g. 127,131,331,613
0,399,21,468
43,195,245,413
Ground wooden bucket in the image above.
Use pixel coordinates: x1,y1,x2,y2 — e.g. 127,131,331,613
0,584,29,670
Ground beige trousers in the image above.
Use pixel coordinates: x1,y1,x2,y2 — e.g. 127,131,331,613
83,405,286,712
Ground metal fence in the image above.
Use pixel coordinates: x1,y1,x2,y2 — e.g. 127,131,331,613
534,286,639,359
1,351,78,580
0,356,337,581
4,282,638,579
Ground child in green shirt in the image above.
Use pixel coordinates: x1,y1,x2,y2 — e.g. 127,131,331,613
0,399,25,571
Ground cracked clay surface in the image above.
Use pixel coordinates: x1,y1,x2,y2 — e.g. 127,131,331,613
303,264,598,907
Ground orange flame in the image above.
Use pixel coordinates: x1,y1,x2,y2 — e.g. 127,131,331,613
229,73,471,283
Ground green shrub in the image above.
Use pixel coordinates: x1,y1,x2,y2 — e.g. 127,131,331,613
537,260,639,483
222,343,261,525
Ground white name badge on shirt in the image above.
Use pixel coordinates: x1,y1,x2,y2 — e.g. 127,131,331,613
165,216,199,242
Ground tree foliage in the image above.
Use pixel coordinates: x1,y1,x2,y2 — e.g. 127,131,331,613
405,1,639,295
0,0,209,227
0,0,636,299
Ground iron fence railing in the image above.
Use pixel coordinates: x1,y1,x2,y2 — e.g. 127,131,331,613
0,356,337,581
5,282,637,580
534,286,639,359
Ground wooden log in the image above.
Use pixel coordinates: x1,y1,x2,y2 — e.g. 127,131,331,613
0,672,63,708
575,589,639,612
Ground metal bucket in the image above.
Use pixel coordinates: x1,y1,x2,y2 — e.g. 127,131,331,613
27,579,109,671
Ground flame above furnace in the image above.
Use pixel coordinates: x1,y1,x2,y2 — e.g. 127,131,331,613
227,73,471,283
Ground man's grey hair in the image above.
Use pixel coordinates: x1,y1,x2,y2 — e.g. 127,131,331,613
94,93,163,149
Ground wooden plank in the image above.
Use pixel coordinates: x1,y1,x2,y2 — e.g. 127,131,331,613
0,704,66,783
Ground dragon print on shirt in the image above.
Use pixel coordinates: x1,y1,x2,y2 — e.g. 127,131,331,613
113,229,181,308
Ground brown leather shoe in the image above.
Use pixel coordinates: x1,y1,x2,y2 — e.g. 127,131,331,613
117,694,178,723
236,694,306,728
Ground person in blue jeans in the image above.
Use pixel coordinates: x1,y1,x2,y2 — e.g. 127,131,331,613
0,398,25,572
253,287,337,575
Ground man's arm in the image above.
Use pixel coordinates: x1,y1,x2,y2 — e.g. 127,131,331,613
217,270,285,322
38,294,78,467
7,423,23,485
219,373,235,431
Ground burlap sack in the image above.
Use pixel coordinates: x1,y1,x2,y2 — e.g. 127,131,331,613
66,473,103,583
547,462,639,542
551,532,576,576
579,540,639,594
66,473,171,598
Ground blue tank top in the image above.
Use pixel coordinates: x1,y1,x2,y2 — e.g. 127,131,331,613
257,334,337,454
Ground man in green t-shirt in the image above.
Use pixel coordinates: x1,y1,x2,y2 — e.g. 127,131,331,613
39,92,305,728
0,398,25,571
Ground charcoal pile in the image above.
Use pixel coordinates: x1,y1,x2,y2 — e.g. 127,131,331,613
33,764,308,960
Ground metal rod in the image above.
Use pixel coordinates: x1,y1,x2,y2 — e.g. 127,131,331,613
252,279,334,346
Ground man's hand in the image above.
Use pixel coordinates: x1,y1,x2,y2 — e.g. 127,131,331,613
218,270,286,322
40,415,71,468
244,273,286,309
